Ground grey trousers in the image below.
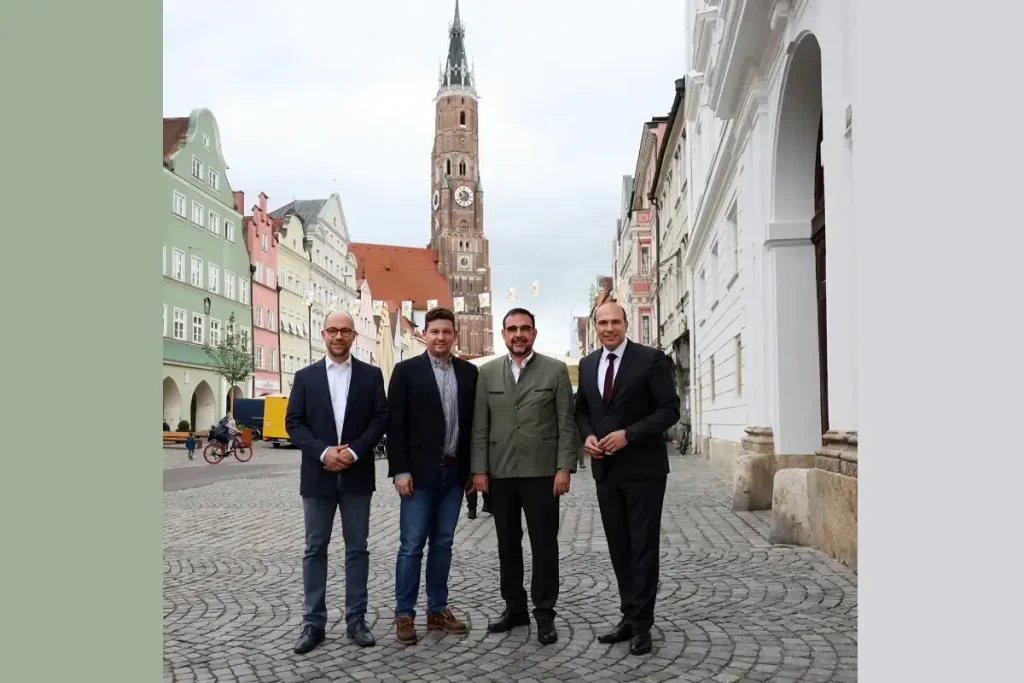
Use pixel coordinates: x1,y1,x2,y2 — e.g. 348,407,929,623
301,489,372,631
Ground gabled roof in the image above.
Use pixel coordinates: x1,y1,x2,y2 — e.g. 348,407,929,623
162,117,189,162
269,199,327,225
348,243,454,310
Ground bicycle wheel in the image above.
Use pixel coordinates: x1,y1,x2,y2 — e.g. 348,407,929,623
233,444,253,462
203,442,225,465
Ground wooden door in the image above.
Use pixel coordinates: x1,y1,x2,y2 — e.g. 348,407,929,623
813,113,829,437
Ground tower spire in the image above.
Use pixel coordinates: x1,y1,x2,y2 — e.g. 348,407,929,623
440,0,474,94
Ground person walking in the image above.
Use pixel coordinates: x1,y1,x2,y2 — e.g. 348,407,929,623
285,309,389,654
386,306,479,644
470,307,578,645
575,302,680,655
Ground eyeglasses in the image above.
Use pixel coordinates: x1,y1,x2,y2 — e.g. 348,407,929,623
324,327,355,338
504,325,534,334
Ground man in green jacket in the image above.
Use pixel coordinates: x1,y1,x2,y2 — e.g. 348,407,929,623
470,307,578,646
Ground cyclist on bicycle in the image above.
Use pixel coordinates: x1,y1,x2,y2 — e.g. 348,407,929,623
213,412,238,448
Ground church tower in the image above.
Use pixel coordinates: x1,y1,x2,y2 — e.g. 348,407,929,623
428,0,493,356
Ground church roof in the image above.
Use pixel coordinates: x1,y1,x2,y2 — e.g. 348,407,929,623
348,243,454,310
268,199,327,225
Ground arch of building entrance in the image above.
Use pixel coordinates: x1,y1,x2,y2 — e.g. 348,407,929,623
163,377,183,428
190,380,217,433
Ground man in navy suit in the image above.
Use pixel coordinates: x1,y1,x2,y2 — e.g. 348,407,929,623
286,309,389,654
385,306,479,645
575,302,680,656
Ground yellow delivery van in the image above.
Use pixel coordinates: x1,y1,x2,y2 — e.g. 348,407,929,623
262,395,291,448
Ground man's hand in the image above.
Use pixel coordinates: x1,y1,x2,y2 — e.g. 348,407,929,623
337,445,355,467
323,447,350,472
465,476,476,492
394,474,414,497
583,435,604,458
597,430,628,454
472,473,489,493
553,470,570,497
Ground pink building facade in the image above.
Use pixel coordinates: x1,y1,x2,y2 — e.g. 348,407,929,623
240,191,282,396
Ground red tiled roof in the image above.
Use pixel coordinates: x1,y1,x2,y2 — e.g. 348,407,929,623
163,117,189,161
349,243,454,310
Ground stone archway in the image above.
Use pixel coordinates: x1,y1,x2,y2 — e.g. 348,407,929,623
163,377,183,429
190,381,217,433
768,31,827,457
226,385,244,413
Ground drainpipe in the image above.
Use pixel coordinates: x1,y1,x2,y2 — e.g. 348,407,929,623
249,262,257,397
650,195,663,350
276,283,283,393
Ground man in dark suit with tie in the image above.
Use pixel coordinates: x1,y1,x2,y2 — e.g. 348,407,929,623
386,306,479,645
286,309,389,654
575,301,680,655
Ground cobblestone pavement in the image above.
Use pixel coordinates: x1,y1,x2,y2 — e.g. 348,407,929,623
164,456,857,683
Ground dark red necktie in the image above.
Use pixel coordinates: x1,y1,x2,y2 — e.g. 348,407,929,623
603,353,617,405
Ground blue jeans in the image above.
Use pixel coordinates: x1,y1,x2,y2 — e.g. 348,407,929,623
394,465,465,618
302,491,372,632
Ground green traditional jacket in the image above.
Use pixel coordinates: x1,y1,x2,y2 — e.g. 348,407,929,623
470,352,579,479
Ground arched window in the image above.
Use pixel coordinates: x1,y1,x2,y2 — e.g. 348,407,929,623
459,111,466,126
446,159,451,176
459,160,467,176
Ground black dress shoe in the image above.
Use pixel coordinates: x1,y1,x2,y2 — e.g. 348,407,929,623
536,620,558,645
629,630,652,655
346,621,376,647
597,618,633,644
468,508,477,519
293,624,325,654
481,505,492,514
486,610,530,633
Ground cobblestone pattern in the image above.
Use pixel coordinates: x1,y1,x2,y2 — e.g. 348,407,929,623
164,456,857,683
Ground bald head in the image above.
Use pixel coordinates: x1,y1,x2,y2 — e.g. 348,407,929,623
596,301,627,322
595,301,628,349
324,309,354,330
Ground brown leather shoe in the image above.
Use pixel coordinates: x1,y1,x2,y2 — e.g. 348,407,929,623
427,607,468,634
395,615,418,644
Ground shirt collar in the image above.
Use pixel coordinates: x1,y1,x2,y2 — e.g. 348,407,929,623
601,338,628,361
509,351,536,368
325,355,352,371
427,351,453,369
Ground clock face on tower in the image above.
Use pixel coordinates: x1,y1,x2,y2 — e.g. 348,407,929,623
457,254,472,272
454,186,474,207
431,190,440,211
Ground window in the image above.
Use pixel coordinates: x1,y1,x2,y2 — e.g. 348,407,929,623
192,313,205,344
241,328,251,352
172,249,185,281
256,306,263,327
261,233,268,251
224,271,235,300
172,308,186,340
641,314,651,345
459,110,466,126
209,211,220,236
269,349,277,371
709,242,720,304
210,318,222,347
256,345,264,369
255,261,263,283
191,201,205,227
268,309,275,331
190,255,203,288
225,220,235,242
725,203,739,284
191,156,203,180
735,334,743,397
162,243,167,276
640,245,651,276
208,263,220,294
208,168,219,190
172,191,186,217
266,267,274,289
163,304,167,337
239,279,249,304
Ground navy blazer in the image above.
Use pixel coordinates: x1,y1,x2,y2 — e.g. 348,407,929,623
574,340,680,483
285,356,389,499
385,352,478,488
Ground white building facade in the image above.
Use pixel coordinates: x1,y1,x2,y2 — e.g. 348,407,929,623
684,0,858,569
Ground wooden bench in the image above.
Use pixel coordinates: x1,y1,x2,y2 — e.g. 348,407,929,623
163,431,207,447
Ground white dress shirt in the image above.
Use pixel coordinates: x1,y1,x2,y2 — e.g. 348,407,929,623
509,351,535,383
319,355,359,463
598,339,628,399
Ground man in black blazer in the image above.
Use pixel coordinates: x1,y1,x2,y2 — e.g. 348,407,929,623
386,306,479,645
575,302,680,655
286,309,389,654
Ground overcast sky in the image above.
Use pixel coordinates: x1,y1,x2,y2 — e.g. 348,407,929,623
164,0,688,354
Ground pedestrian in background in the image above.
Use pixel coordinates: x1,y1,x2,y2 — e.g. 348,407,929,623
185,432,196,460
